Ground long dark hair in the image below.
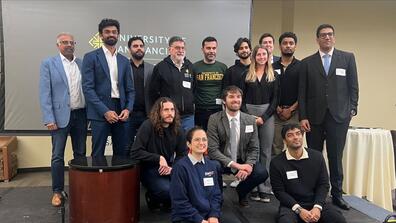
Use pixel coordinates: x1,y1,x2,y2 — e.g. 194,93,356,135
149,97,181,136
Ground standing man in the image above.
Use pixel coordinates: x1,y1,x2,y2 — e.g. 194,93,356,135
259,33,280,63
207,86,268,207
149,36,194,132
127,36,154,147
222,37,251,90
299,24,359,210
272,32,301,155
270,124,346,223
39,33,87,206
131,97,187,210
193,36,227,130
82,18,135,157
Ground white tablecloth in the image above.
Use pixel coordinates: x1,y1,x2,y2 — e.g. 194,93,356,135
342,128,396,211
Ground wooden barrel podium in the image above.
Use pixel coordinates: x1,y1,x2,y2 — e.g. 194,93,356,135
68,156,140,223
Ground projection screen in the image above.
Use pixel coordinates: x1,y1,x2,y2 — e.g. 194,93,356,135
1,0,252,131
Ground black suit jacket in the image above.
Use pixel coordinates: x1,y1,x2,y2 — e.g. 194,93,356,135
298,48,359,124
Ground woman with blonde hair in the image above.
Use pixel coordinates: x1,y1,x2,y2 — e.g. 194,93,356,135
241,45,279,203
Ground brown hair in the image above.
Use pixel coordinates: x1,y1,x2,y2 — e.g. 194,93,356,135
148,97,181,136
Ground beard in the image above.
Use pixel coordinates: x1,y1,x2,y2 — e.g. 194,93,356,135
238,52,251,60
104,37,118,46
132,51,145,60
282,52,294,57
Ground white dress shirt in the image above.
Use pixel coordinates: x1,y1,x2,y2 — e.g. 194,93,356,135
102,46,119,98
60,53,85,109
226,111,240,167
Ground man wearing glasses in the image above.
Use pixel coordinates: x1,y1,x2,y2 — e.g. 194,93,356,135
298,24,359,210
148,36,194,132
39,33,87,206
82,18,135,157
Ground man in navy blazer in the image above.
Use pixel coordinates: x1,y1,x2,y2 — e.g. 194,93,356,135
82,18,135,156
299,24,359,210
39,33,87,207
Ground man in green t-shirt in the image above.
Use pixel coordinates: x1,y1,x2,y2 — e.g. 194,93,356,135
193,36,227,130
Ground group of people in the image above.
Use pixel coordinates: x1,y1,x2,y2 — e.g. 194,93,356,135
39,17,358,223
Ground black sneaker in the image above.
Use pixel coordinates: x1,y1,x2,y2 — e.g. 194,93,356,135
145,191,159,210
259,192,271,203
239,196,250,207
249,191,260,201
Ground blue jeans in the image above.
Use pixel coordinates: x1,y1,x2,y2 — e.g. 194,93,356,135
140,166,171,204
181,115,194,133
51,109,87,193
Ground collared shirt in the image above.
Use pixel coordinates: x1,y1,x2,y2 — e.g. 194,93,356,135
319,47,334,68
60,53,85,109
188,153,205,165
273,57,301,106
226,111,240,167
102,46,119,98
131,60,145,113
171,57,184,71
285,147,309,160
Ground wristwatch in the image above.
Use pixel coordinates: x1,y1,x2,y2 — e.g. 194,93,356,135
294,206,302,215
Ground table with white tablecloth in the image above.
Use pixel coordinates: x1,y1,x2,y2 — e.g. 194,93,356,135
342,128,396,211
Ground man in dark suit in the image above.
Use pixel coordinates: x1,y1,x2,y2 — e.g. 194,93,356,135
207,85,268,207
82,18,135,156
39,33,87,206
127,36,154,147
299,24,359,210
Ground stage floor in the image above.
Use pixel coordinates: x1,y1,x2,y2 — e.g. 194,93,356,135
0,172,383,222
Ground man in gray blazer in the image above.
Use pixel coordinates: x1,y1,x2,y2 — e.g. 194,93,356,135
299,24,359,210
127,36,154,147
39,33,87,207
207,85,268,207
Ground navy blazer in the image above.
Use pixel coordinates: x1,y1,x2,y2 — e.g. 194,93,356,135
39,54,83,128
82,48,135,121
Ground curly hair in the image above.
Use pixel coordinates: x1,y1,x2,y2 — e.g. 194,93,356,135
148,97,181,137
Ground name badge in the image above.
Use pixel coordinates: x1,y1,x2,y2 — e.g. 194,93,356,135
182,81,191,89
336,68,346,76
203,177,214,186
275,69,281,75
245,125,253,133
286,170,298,180
215,98,223,105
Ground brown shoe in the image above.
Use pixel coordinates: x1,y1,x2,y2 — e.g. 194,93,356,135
51,193,62,207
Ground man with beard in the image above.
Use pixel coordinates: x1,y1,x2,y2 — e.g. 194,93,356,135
299,24,359,210
148,36,194,132
259,33,280,63
270,124,346,223
207,86,268,207
131,97,187,211
39,33,87,206
82,18,134,156
127,36,154,148
272,32,301,155
193,36,227,130
222,38,251,90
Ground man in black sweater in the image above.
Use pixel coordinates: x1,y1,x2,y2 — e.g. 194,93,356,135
131,97,187,210
270,124,346,223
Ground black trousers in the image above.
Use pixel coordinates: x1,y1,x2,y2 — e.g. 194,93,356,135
277,204,346,223
306,110,350,198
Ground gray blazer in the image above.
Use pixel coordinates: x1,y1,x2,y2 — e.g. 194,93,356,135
142,61,154,114
207,110,259,166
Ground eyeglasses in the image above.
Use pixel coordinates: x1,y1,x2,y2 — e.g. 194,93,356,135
59,40,76,46
192,137,208,142
319,32,334,39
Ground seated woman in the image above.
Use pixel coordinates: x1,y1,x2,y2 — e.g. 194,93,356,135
170,127,222,223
